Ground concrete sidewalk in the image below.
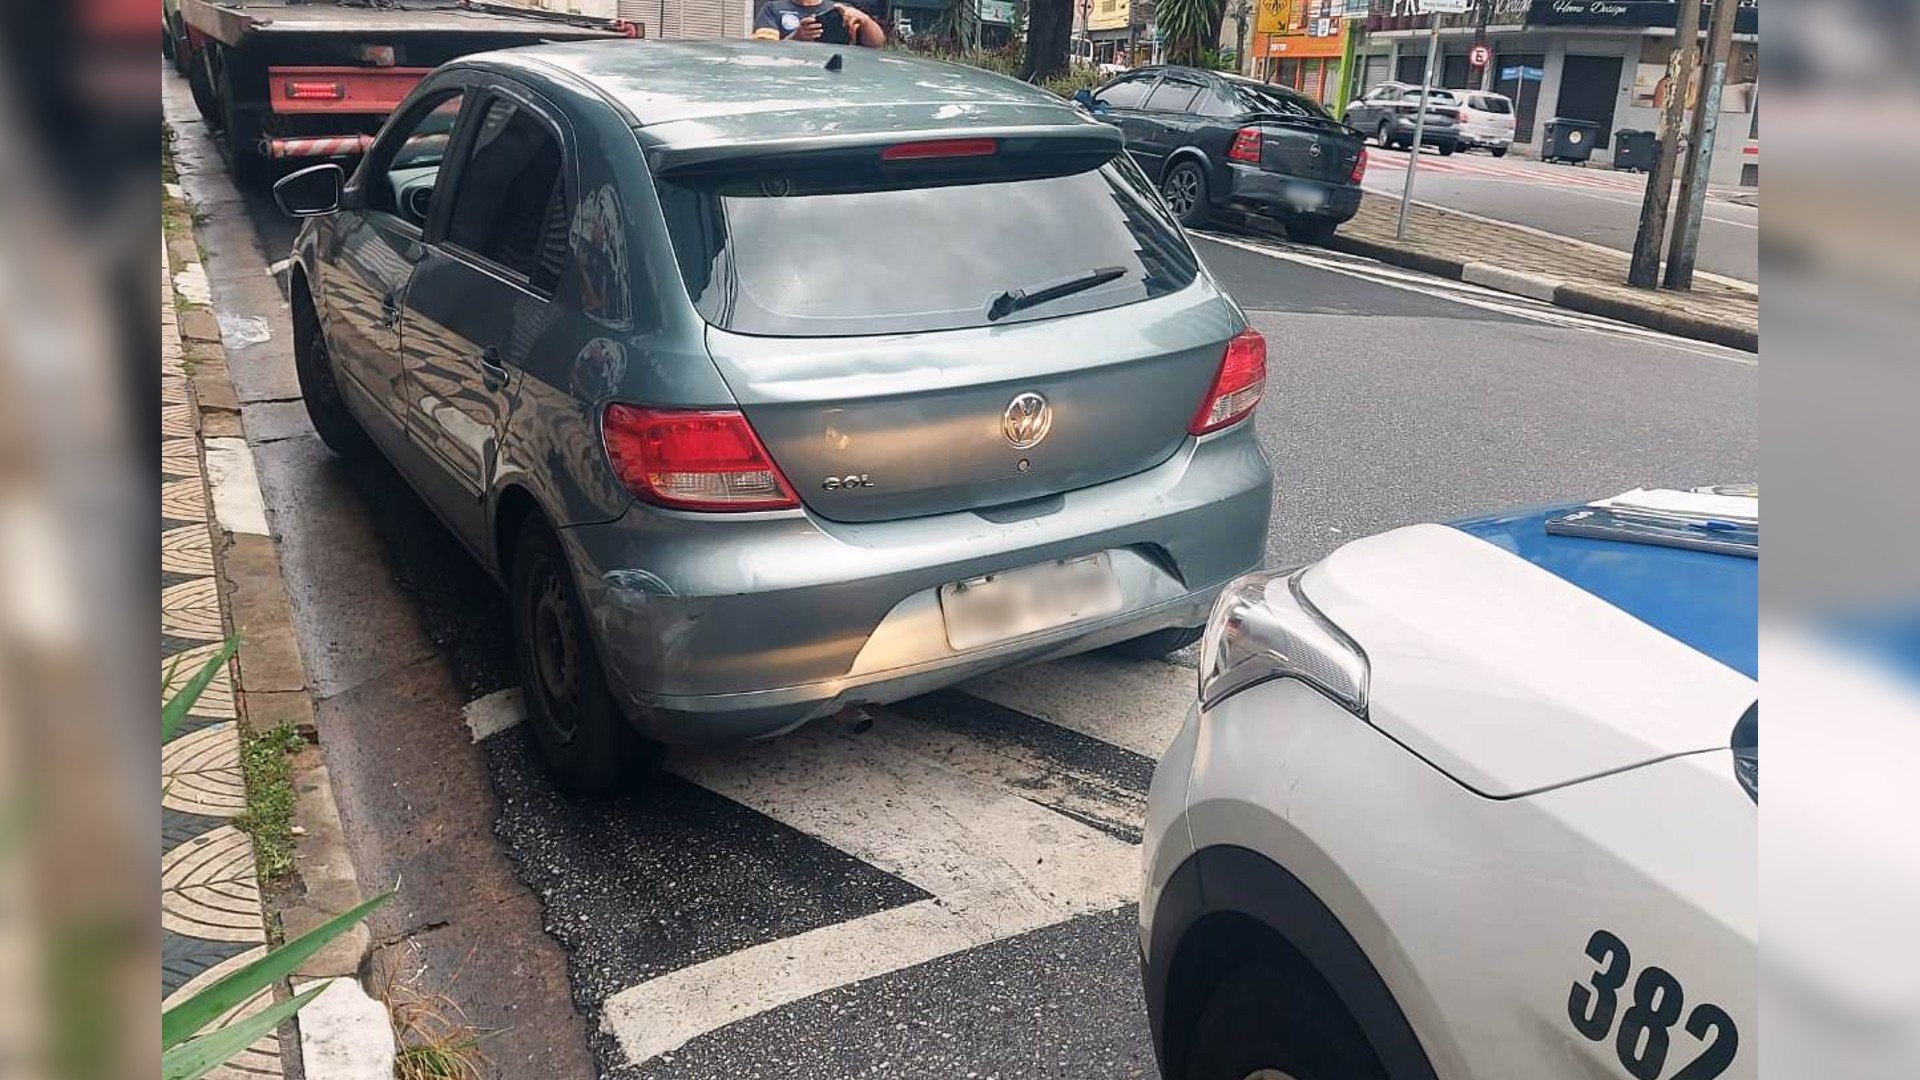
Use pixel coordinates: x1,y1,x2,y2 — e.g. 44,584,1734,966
1321,193,1759,352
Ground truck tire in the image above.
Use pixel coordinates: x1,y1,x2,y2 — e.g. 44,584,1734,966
188,46,219,122
216,50,271,186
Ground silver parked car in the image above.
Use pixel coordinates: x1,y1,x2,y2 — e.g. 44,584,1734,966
273,40,1274,791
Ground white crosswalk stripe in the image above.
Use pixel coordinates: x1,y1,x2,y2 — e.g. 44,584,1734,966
464,653,1199,1067
1192,229,1757,365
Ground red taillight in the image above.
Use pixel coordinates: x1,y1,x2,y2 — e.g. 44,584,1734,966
1228,127,1263,165
1349,146,1368,184
602,405,798,512
1190,328,1267,435
1457,109,1469,123
880,138,998,161
285,80,346,101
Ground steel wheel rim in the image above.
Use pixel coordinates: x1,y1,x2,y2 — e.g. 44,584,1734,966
530,568,582,742
1164,167,1198,216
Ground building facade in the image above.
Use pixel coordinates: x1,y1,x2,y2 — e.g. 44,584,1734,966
1351,0,1757,183
1254,0,1354,103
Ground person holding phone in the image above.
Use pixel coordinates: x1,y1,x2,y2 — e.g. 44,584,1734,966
751,0,885,46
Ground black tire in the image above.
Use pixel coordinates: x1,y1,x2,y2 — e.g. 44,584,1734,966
161,25,176,62
1376,121,1394,149
188,46,219,122
292,288,374,458
1183,964,1390,1080
1490,146,1509,158
511,517,659,795
1438,140,1456,156
215,50,271,186
1284,218,1338,245
1107,625,1203,660
1161,161,1210,229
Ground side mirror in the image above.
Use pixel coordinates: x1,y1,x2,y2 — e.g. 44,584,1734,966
1073,89,1096,111
272,163,344,218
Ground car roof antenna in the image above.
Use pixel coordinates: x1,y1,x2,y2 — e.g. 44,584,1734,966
825,52,844,72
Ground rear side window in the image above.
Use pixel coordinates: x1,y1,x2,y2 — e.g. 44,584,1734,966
1234,82,1331,120
658,157,1200,337
1474,95,1513,114
443,97,569,292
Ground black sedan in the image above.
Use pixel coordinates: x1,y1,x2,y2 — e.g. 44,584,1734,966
1076,67,1366,243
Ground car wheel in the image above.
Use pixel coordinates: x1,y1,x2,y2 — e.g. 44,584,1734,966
510,516,660,796
1283,219,1338,245
1491,146,1509,158
1183,964,1390,1080
1106,625,1203,659
292,290,374,459
1376,121,1394,149
1438,140,1456,156
1161,161,1210,228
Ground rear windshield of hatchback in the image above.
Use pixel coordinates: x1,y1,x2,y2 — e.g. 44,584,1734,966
655,158,1200,337
1470,94,1513,114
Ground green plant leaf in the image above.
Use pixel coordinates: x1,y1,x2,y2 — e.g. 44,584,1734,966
161,891,390,1050
160,983,328,1080
162,636,240,744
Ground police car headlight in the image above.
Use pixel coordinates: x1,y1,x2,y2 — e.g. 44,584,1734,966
1198,568,1369,715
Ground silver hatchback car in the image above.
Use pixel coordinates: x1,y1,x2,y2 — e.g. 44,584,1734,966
275,40,1272,791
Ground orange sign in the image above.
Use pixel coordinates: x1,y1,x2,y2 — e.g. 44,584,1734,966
1263,24,1347,58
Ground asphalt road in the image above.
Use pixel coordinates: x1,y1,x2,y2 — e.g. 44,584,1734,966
1363,145,1761,283
165,66,1756,1080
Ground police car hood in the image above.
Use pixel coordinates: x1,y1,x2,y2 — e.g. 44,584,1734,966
1297,517,1758,798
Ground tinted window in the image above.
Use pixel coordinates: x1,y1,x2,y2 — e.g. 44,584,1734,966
370,92,464,221
1232,81,1332,120
1197,83,1242,118
1097,76,1153,109
1371,87,1401,102
1145,79,1203,113
1473,94,1513,114
659,159,1199,337
444,97,568,291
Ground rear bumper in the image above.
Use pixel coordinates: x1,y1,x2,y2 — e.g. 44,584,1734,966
1459,130,1513,149
1225,164,1362,221
1389,117,1460,147
561,424,1273,744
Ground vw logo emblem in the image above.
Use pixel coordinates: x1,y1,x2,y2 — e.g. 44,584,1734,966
1308,141,1322,158
1002,392,1052,449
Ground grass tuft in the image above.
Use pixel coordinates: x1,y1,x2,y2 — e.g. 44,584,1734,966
376,952,491,1080
232,724,305,884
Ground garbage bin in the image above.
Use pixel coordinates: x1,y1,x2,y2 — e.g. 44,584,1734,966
1541,117,1601,164
1613,128,1659,172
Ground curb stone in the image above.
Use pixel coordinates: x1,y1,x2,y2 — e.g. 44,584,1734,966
164,188,390,1070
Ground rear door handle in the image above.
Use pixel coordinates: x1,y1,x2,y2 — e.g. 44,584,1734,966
478,345,508,391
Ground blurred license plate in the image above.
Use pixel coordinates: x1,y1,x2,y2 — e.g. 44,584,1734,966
939,554,1124,650
1285,184,1327,211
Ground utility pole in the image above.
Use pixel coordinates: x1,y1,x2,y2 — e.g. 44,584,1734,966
1664,0,1739,290
1396,4,1448,240
1231,0,1252,75
1626,0,1702,288
1332,11,1359,115
1473,0,1491,91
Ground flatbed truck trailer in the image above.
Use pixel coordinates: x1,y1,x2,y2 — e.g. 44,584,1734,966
170,0,636,182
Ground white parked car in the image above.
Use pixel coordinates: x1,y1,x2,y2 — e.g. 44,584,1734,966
1141,486,1757,1080
1454,89,1517,156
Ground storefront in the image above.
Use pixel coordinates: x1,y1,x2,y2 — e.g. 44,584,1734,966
1255,0,1351,104
1359,0,1755,181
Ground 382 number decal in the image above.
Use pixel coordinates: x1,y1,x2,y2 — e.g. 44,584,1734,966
1567,930,1739,1080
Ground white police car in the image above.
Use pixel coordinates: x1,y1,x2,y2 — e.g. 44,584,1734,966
1141,486,1757,1080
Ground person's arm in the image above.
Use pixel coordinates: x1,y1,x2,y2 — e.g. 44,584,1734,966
750,2,783,39
840,4,886,46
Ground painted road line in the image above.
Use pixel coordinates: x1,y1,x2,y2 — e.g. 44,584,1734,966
959,654,1194,761
601,718,1140,1064
462,687,525,743
1194,232,1757,363
202,437,271,536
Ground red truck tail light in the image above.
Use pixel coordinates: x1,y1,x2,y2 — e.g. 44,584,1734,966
1190,328,1267,435
1349,146,1368,183
1228,127,1263,164
602,405,799,511
285,80,347,101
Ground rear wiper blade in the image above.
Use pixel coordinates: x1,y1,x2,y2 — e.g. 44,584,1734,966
987,266,1128,321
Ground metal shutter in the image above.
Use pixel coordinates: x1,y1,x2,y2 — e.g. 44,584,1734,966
1361,54,1390,94
661,0,727,38
723,0,746,38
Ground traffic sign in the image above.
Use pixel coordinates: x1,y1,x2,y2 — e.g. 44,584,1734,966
1469,43,1492,68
